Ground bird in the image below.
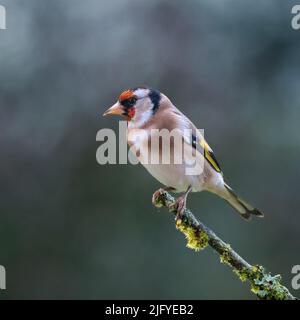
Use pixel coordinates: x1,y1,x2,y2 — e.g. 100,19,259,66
103,87,264,221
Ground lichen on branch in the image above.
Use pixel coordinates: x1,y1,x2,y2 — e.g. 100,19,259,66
152,189,297,300
175,220,209,251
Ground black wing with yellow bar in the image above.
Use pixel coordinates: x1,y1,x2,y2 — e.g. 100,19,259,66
192,134,222,173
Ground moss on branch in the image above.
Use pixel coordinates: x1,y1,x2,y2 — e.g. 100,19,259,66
152,189,297,300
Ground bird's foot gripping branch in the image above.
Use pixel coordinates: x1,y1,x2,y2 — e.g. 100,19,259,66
152,189,297,300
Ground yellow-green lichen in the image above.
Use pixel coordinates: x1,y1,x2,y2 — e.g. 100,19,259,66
247,265,290,300
231,264,291,300
219,244,232,265
176,220,209,251
233,268,249,282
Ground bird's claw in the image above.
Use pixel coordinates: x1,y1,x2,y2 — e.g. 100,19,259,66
152,188,165,207
173,196,186,224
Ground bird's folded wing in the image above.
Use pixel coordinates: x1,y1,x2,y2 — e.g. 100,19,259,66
166,108,223,174
181,115,223,174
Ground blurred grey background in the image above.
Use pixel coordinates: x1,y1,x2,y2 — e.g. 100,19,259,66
0,0,300,299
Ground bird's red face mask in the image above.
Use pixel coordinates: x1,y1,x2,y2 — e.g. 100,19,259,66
103,90,137,121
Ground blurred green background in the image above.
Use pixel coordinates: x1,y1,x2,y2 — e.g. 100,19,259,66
0,0,300,299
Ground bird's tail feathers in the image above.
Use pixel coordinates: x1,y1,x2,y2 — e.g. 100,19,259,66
223,183,264,220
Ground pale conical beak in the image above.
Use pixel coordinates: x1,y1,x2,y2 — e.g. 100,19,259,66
103,102,123,117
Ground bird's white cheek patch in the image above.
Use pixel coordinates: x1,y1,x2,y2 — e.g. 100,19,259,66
128,109,153,129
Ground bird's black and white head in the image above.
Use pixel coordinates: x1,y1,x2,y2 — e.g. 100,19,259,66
103,87,161,128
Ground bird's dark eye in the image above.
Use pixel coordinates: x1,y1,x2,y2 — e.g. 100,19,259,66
128,97,136,105
122,96,137,107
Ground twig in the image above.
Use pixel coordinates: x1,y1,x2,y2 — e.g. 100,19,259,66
152,189,297,300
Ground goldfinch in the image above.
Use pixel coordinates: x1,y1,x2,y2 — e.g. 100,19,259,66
103,87,264,221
